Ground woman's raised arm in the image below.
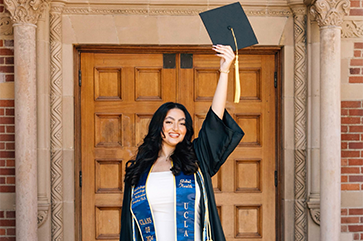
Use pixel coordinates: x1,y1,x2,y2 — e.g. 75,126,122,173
211,45,235,119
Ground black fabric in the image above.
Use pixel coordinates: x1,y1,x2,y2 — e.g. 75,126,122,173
120,108,244,241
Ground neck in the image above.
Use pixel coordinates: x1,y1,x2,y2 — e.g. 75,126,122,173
159,144,175,159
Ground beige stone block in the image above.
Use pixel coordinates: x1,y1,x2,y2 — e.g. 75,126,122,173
0,82,14,99
37,148,51,198
341,40,354,59
341,191,363,207
37,94,50,149
283,96,294,150
280,16,294,46
63,150,75,202
69,15,119,44
341,58,349,84
157,15,209,44
37,40,50,97
63,15,77,45
63,201,75,241
114,15,159,44
310,43,320,96
248,17,288,45
309,149,320,194
0,193,15,209
63,44,74,97
284,148,295,200
63,96,74,150
341,84,363,100
310,21,320,44
284,199,294,241
310,96,320,145
341,233,354,241
37,217,51,241
308,213,320,241
283,46,294,98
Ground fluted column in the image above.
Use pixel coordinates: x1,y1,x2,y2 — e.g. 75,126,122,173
290,4,308,241
310,1,349,241
3,1,48,240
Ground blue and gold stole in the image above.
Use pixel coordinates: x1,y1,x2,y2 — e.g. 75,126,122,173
130,166,212,241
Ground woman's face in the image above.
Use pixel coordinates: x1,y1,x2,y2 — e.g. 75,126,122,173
161,108,187,148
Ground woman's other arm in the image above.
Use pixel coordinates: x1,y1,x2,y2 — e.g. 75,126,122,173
211,45,235,119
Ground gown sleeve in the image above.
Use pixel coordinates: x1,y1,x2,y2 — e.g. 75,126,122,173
120,181,133,241
193,108,244,177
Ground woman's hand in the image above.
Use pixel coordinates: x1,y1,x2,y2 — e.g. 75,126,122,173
212,45,235,72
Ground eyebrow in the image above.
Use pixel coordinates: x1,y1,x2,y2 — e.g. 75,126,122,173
165,116,186,121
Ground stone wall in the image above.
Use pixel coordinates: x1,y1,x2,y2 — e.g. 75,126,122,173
340,1,363,240
0,0,15,240
341,100,363,240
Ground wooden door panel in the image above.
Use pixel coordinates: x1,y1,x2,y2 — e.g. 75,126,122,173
94,67,122,101
81,50,276,241
190,54,275,241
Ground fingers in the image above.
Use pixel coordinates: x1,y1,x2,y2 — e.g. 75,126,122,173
212,44,235,70
213,45,235,60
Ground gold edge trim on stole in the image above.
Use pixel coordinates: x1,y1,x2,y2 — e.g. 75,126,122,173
194,173,197,241
173,169,177,241
130,187,145,241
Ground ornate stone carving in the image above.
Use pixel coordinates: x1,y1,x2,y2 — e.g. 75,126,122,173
4,0,49,25
50,3,64,241
310,0,350,27
61,5,292,17
37,202,50,228
291,5,308,241
342,20,363,38
0,16,13,37
310,209,320,224
307,201,321,225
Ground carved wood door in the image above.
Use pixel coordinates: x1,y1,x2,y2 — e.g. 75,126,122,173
80,47,276,241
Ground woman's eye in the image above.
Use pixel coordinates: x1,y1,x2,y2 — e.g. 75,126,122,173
180,123,186,126
165,121,172,124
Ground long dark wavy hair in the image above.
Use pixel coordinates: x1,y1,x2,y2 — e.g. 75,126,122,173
125,102,198,186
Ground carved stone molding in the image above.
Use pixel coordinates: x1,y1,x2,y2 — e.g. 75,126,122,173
342,20,363,38
291,5,308,241
37,202,50,228
4,0,49,25
307,200,321,225
50,3,65,241
0,16,13,37
61,5,292,17
310,0,350,27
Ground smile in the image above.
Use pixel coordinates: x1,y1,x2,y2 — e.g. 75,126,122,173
169,133,180,138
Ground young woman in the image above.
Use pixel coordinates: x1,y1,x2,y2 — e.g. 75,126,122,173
120,45,244,241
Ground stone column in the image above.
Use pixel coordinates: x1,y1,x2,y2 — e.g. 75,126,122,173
3,1,48,240
307,19,321,226
310,1,349,241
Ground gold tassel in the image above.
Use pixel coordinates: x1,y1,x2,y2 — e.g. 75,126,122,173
230,28,240,103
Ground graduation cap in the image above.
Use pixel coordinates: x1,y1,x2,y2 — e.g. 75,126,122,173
199,2,258,103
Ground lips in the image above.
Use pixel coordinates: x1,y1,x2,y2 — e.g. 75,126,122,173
169,133,180,138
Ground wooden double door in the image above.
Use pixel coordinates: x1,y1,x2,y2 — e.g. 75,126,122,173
80,47,277,241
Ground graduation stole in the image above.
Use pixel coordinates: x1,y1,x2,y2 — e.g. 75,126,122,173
130,166,197,241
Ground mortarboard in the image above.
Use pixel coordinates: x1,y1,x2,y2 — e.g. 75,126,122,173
199,2,258,103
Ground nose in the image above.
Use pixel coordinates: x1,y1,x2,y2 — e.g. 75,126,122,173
172,122,179,131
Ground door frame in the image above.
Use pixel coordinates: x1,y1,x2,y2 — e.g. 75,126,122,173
73,45,283,241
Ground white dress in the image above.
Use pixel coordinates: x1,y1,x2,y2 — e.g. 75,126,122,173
146,171,201,241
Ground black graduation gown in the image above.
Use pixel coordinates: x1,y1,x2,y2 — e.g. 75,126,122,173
119,108,244,241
